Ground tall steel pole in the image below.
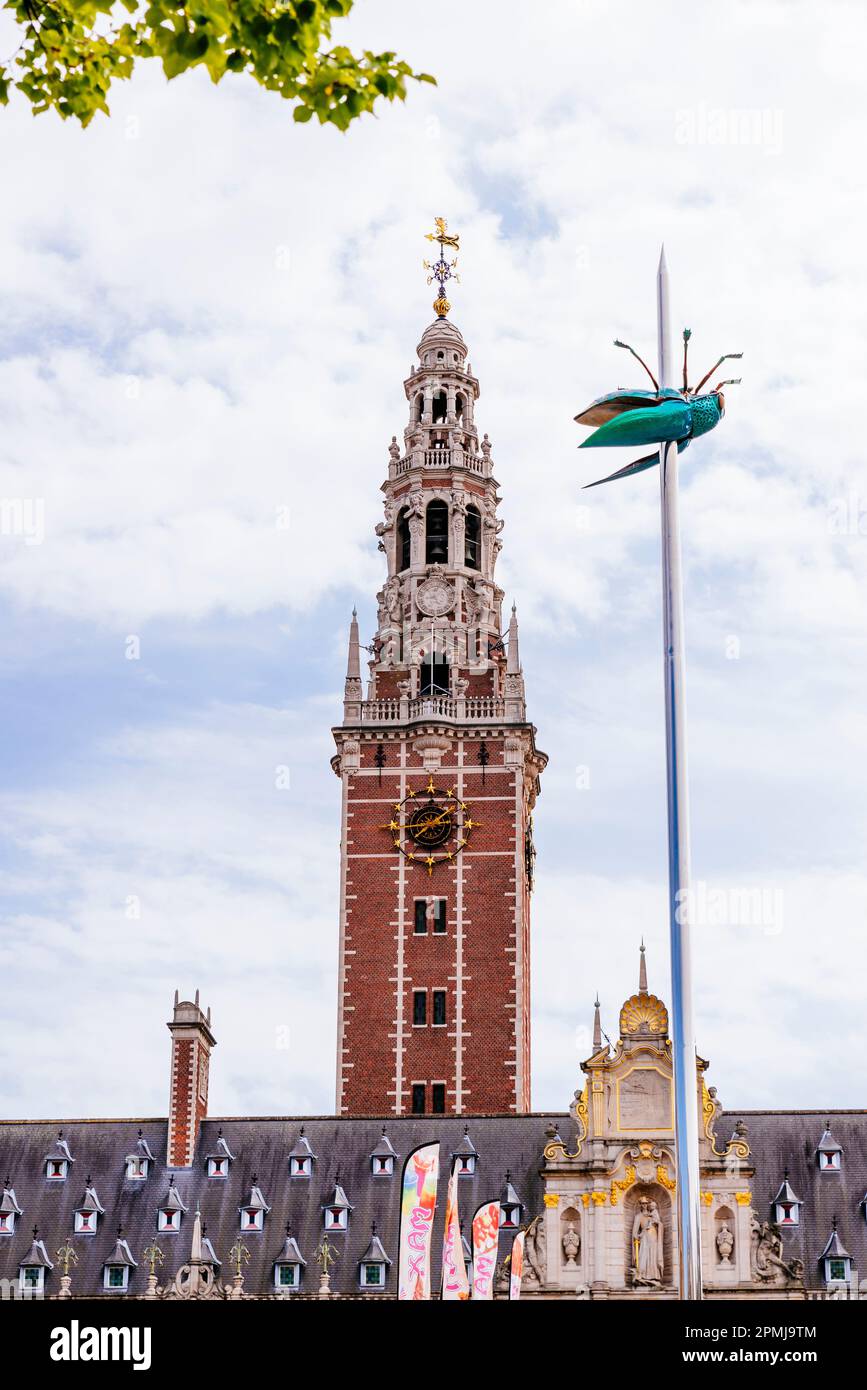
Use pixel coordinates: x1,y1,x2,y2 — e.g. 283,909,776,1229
656,246,703,1300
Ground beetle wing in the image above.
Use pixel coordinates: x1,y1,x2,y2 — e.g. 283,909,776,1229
583,452,660,489
574,390,672,426
583,438,690,489
578,399,691,449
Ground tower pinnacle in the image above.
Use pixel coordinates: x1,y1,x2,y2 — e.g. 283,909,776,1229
423,216,460,318
639,939,648,994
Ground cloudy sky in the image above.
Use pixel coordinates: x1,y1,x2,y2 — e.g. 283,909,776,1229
0,0,864,1121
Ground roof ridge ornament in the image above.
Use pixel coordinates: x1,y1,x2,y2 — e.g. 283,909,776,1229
423,216,460,318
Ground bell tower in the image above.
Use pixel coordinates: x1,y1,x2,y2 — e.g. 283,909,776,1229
331,221,546,1117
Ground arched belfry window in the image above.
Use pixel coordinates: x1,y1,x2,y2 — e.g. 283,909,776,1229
455,393,465,421
465,506,481,570
420,647,449,696
426,499,449,564
414,393,424,423
397,508,411,572
432,391,447,424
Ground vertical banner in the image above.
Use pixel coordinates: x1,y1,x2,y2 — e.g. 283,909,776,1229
397,1141,440,1300
471,1200,500,1300
441,1163,470,1300
509,1230,525,1300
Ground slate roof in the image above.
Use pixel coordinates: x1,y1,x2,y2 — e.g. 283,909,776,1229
0,1109,864,1296
727,1109,867,1281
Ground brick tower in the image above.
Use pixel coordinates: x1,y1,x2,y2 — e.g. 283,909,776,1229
332,233,546,1117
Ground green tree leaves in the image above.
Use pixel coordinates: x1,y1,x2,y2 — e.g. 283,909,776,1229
0,1,435,128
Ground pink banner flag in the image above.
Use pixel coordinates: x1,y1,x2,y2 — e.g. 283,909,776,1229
441,1163,470,1300
509,1230,525,1300
397,1142,439,1300
471,1200,500,1300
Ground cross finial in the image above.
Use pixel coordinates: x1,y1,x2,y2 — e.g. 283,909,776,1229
423,216,461,318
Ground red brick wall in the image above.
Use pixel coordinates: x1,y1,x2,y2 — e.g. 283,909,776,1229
337,732,532,1117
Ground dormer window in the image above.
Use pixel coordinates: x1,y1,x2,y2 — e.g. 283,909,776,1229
19,1233,52,1296
124,1131,154,1181
274,1231,306,1292
103,1234,137,1292
358,1226,391,1291
157,1179,187,1233
0,1185,23,1235
74,1181,105,1235
205,1130,235,1179
499,1174,523,1230
20,1264,45,1295
772,1171,802,1227
289,1130,317,1179
817,1124,843,1171
322,1183,353,1232
43,1134,74,1182
239,1183,270,1233
820,1223,851,1285
452,1126,478,1176
370,1127,399,1176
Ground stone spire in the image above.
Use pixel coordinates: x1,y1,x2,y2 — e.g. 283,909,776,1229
343,608,363,722
639,940,648,994
507,603,520,674
504,603,526,722
592,996,602,1050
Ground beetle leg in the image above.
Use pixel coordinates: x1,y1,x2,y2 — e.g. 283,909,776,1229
613,339,659,392
693,353,743,394
682,328,692,392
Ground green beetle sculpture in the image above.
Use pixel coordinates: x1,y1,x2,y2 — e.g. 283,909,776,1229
575,331,742,488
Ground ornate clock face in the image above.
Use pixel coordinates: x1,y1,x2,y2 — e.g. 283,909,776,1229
383,776,476,875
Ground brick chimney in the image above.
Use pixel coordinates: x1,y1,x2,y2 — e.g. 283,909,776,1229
167,990,216,1168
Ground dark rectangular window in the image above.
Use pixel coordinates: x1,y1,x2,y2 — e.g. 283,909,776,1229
412,990,427,1026
432,990,447,1026
432,1084,446,1114
434,900,447,934
411,1084,426,1115
414,900,428,934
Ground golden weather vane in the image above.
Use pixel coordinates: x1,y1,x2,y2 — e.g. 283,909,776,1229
423,216,460,318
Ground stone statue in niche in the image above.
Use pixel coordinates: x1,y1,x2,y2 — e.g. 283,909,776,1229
562,1222,580,1268
424,897,437,930
716,1223,734,1266
631,1197,664,1287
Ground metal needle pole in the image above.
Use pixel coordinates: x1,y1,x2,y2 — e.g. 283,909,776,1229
657,245,702,1300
